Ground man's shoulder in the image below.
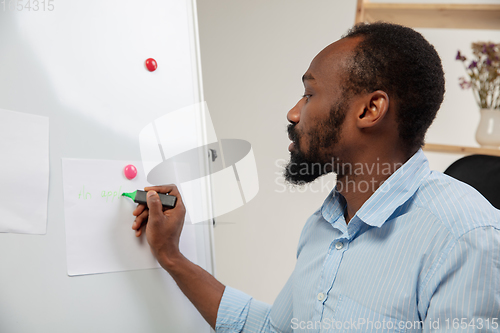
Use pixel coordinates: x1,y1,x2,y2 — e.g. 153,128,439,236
412,170,500,239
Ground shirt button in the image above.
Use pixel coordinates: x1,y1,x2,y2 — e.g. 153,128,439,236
317,293,325,301
335,242,344,250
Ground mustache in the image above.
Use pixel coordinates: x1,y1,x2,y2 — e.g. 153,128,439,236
287,124,299,142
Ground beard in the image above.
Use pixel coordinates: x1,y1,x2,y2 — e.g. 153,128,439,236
284,100,347,185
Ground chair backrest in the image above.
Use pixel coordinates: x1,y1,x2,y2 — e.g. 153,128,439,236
444,154,500,209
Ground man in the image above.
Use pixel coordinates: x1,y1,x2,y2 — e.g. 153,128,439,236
132,23,500,332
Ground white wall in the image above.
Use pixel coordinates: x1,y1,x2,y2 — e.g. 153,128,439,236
197,0,500,305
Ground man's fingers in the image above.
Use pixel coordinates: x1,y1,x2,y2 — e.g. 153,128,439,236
133,185,183,239
133,209,149,230
146,190,164,221
133,203,146,216
145,185,183,212
144,184,181,197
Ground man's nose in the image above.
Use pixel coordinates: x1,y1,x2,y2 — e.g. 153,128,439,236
287,100,301,124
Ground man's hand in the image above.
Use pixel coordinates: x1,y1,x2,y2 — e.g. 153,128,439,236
132,184,186,268
131,184,225,329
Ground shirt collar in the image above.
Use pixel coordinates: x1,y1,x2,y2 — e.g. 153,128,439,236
321,148,430,228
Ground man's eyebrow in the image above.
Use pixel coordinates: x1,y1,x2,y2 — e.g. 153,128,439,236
302,73,315,82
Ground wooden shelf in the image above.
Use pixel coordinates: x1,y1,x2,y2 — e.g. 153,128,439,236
423,143,500,156
356,1,500,30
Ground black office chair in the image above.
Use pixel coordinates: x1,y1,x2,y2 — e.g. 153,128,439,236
444,154,500,209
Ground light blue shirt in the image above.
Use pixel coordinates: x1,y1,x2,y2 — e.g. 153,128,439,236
215,149,500,332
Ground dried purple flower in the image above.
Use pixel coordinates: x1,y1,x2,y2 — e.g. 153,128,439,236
455,50,466,61
458,77,471,89
457,41,500,109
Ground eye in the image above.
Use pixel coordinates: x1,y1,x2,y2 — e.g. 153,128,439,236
302,94,312,101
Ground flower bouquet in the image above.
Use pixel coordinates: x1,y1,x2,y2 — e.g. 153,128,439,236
456,42,500,147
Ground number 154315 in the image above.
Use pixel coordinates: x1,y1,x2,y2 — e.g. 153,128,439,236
2,0,55,12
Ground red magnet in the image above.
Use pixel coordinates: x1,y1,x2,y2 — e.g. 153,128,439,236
124,164,138,180
145,58,157,72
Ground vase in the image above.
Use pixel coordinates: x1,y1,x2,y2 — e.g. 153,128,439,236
475,108,500,148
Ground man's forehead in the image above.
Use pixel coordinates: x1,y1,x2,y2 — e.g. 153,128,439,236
305,37,361,83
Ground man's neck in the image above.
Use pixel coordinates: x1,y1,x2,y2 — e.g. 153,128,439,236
337,151,408,224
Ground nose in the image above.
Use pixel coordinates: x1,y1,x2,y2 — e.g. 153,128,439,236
287,99,301,124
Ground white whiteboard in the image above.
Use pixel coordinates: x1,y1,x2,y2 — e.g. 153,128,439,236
0,0,214,332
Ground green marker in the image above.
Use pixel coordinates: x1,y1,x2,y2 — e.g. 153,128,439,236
122,190,176,208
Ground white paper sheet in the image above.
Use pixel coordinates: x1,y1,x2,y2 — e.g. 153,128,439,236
62,158,198,276
0,108,49,234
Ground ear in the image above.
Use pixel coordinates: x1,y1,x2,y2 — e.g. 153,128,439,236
356,90,389,129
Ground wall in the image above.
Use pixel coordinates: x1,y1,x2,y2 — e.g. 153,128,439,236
197,0,500,305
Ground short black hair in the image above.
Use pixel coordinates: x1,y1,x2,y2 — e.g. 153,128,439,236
342,22,445,152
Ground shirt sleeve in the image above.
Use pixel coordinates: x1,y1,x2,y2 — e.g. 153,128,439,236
215,272,295,333
421,226,500,333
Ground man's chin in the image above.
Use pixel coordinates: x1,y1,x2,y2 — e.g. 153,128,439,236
284,175,318,186
283,161,323,185
283,146,328,184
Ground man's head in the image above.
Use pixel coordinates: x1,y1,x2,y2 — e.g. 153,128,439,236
285,22,445,185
